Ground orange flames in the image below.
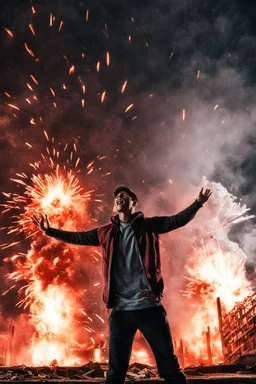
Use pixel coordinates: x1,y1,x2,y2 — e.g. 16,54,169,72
181,240,252,364
1,141,108,365
6,170,92,365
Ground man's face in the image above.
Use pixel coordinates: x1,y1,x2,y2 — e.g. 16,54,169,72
114,190,136,213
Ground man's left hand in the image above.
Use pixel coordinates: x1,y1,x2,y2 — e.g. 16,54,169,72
197,187,212,205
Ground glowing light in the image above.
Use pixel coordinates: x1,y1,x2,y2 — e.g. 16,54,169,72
169,52,174,60
106,52,110,66
58,21,64,32
121,80,127,93
50,88,55,97
24,43,35,57
7,104,20,111
29,24,36,35
69,66,75,75
125,104,133,113
30,74,38,85
101,90,106,103
4,28,14,38
94,348,101,362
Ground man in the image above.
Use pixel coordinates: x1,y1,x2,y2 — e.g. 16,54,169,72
32,185,212,384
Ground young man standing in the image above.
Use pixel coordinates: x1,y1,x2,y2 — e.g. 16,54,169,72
32,185,212,384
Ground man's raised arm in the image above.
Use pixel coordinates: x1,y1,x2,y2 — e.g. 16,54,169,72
151,187,212,234
32,214,100,246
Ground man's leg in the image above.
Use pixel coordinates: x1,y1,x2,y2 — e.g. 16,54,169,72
136,306,187,384
106,311,137,384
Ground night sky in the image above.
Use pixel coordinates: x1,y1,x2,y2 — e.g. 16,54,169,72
0,0,256,328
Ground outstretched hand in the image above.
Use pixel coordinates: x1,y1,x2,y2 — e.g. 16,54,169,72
197,187,212,205
32,213,50,232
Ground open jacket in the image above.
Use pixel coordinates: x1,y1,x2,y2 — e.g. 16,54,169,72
45,199,202,308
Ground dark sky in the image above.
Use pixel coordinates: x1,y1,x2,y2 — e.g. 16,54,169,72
0,0,256,318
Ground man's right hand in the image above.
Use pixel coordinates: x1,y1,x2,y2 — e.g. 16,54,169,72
32,213,50,233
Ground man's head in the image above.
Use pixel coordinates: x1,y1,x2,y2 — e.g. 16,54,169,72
113,185,138,214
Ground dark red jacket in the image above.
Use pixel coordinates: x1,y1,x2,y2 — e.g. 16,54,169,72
46,199,202,308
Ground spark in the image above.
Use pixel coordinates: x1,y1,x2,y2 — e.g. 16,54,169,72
24,43,35,57
121,80,128,93
125,104,133,113
86,9,89,22
169,52,174,60
29,24,36,35
87,161,95,169
197,70,200,79
101,90,106,103
25,143,32,148
44,130,49,141
50,88,55,97
2,285,17,296
128,35,131,42
95,314,104,323
96,61,100,72
214,104,218,111
30,74,39,85
27,83,34,91
4,28,14,38
69,66,75,75
82,99,85,107
182,109,186,121
31,5,36,14
7,104,20,111
4,92,11,98
50,13,53,27
106,51,110,66
58,21,64,32
82,85,86,94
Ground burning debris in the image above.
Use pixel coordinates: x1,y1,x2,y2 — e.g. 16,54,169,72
221,294,256,363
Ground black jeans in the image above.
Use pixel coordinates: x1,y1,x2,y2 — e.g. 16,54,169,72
105,305,187,384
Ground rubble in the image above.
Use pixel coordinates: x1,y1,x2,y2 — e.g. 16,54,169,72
0,361,254,382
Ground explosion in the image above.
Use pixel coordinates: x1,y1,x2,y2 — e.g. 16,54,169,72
179,180,254,365
1,141,106,365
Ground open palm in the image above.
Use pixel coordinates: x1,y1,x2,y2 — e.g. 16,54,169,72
32,214,50,232
197,187,212,204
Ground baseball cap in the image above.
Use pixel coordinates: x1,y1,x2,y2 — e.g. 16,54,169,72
113,185,138,202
